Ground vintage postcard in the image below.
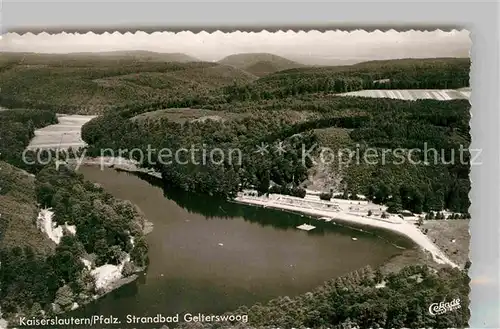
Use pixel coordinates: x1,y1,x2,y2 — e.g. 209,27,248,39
0,29,471,328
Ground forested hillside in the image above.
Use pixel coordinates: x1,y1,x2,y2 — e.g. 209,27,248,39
0,51,199,65
0,109,149,320
224,58,470,102
178,265,470,329
1,53,469,117
95,57,470,118
0,161,54,254
0,108,58,170
218,53,304,77
0,52,256,114
1,163,148,318
83,94,471,214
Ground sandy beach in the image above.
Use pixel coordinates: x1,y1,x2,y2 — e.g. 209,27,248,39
235,192,459,269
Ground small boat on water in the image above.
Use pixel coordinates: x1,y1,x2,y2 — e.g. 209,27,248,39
297,224,316,231
351,237,358,241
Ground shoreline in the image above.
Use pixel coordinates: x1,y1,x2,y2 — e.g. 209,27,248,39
84,214,154,305
67,156,162,179
92,272,141,300
234,193,459,269
231,198,411,250
38,165,154,324
71,159,459,270
71,158,459,270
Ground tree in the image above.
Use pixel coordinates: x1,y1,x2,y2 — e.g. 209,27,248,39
320,192,332,201
386,201,402,214
106,245,125,265
35,182,55,207
29,302,43,317
94,238,110,266
374,183,390,204
257,171,270,196
58,235,85,258
131,237,149,268
375,268,383,283
54,285,74,310
122,261,136,277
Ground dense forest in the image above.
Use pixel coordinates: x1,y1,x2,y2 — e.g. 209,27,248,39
0,162,149,318
0,54,469,116
83,109,318,198
0,109,58,170
177,264,470,329
82,94,471,213
222,58,470,102
0,109,149,319
0,54,255,115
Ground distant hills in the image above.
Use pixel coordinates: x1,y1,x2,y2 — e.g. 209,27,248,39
218,53,304,77
286,55,362,67
0,51,199,64
0,52,257,114
0,51,470,116
70,50,200,63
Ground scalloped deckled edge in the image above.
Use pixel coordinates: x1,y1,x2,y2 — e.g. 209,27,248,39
1,29,472,60
2,28,470,36
466,27,474,326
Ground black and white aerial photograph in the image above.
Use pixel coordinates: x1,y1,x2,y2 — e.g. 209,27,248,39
0,29,473,329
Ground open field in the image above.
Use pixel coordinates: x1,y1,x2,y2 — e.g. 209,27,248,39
26,114,97,150
131,108,251,124
340,88,471,100
131,107,319,126
421,219,470,268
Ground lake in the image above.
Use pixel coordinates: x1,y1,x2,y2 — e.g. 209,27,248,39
66,166,407,328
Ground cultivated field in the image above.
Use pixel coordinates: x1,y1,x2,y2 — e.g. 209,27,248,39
131,108,250,124
340,88,471,101
26,114,97,150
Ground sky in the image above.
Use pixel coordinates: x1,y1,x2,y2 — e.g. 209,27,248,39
1,29,471,64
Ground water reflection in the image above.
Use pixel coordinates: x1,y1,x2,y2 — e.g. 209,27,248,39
61,167,408,329
129,170,414,246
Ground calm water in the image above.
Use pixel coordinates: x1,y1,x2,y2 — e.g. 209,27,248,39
65,167,406,328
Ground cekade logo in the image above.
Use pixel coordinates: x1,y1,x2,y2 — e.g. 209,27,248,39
428,298,461,315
